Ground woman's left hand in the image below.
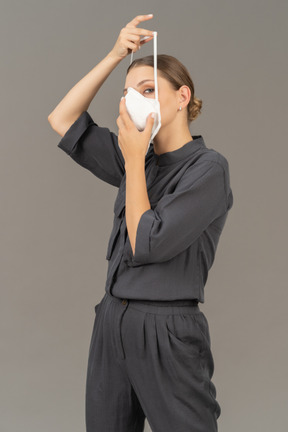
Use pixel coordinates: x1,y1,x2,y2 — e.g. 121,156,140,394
116,97,155,166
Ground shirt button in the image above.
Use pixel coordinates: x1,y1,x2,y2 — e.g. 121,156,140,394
122,299,127,305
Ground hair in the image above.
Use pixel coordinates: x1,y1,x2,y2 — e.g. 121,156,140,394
126,54,202,124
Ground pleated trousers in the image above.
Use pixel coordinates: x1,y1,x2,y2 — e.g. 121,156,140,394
85,290,221,432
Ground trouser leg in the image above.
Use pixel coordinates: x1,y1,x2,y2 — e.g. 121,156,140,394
118,300,221,432
85,294,145,432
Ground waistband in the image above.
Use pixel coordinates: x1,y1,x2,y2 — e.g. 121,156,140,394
105,290,198,307
128,298,199,307
104,290,200,312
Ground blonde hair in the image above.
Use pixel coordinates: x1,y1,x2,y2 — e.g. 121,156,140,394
126,54,202,123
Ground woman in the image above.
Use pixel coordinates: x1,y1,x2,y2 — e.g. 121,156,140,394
48,14,233,432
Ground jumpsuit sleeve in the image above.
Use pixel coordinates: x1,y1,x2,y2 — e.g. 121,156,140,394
57,110,125,188
130,158,233,265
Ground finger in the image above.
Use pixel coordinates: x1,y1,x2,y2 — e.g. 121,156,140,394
127,41,140,53
119,98,133,128
125,33,141,43
124,33,155,43
145,112,156,132
123,31,154,51
124,34,144,52
125,33,143,49
116,116,123,129
124,27,155,38
117,112,127,129
126,14,154,27
140,35,154,45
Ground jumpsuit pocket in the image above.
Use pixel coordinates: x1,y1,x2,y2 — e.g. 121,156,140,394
165,313,206,358
105,190,125,260
192,312,211,352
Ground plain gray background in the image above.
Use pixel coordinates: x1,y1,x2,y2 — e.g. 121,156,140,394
1,0,287,431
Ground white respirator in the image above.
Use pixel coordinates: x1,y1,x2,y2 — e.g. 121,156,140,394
120,31,161,156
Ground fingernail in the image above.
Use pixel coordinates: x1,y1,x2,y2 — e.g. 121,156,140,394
151,113,155,118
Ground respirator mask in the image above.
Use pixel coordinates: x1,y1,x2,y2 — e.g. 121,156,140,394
120,31,161,156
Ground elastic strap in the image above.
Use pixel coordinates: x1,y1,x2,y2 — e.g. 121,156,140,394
129,31,158,101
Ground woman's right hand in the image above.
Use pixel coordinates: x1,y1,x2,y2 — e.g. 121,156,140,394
109,14,155,60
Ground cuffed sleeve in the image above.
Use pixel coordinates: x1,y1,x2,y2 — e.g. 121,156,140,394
130,158,229,265
57,111,125,187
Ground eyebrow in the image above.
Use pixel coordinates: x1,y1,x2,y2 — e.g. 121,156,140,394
123,79,154,93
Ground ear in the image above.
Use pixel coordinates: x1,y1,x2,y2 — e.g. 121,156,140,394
178,85,191,107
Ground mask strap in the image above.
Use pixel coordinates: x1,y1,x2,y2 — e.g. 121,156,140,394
153,32,158,101
129,31,158,101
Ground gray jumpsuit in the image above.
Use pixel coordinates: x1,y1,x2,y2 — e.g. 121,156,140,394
57,110,234,432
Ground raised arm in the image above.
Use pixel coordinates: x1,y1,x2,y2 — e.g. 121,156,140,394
48,15,155,187
47,53,122,136
48,14,155,136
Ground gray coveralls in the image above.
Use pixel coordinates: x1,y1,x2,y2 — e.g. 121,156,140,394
57,110,233,431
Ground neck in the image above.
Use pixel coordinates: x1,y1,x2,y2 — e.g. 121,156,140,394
152,117,193,155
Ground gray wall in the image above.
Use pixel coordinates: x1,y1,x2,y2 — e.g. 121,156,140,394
1,0,287,431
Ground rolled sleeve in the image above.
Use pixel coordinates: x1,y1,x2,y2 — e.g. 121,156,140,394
131,158,229,265
57,111,125,187
132,209,155,263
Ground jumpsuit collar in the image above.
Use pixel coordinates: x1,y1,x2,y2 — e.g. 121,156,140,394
150,136,206,166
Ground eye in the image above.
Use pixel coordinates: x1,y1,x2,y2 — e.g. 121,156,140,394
144,88,154,95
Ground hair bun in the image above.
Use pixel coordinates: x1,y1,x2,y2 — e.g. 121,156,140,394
188,97,203,122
